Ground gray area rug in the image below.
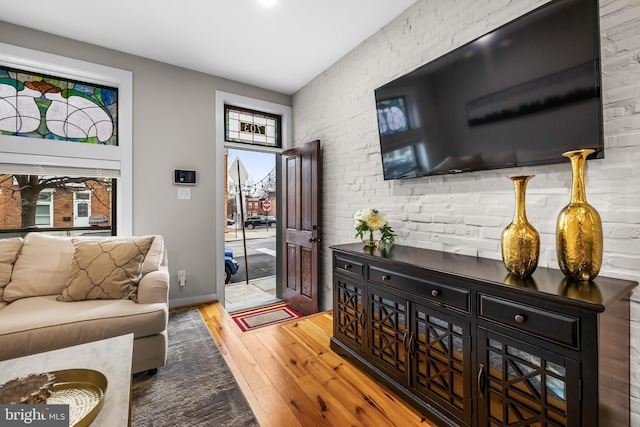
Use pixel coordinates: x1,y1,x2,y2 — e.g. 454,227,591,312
131,309,260,426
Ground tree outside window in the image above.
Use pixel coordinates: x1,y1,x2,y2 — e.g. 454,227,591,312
0,175,113,236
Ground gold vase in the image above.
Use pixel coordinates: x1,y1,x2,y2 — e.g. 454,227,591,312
556,149,602,281
362,229,381,248
501,175,540,277
504,273,538,290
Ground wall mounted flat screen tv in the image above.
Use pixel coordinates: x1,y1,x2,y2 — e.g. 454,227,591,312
375,0,603,180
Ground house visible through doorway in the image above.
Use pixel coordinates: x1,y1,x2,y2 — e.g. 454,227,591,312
224,148,280,313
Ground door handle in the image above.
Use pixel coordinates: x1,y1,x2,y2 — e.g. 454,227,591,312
478,363,486,399
402,331,410,352
408,332,415,354
309,237,322,243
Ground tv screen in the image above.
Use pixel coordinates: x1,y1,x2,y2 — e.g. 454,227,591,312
375,0,603,180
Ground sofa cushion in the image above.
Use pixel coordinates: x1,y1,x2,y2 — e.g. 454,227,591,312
0,238,22,302
0,295,167,362
4,234,74,302
58,237,154,302
142,235,165,274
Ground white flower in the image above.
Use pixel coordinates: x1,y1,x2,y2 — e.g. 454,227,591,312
354,207,395,246
354,208,386,230
367,212,386,230
354,208,373,225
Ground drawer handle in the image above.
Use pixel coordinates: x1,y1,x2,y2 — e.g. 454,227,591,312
343,264,352,270
381,275,391,281
431,289,440,297
514,314,526,323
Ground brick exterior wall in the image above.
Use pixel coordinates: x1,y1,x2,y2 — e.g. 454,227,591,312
292,0,640,417
0,185,21,229
245,197,276,218
0,175,112,229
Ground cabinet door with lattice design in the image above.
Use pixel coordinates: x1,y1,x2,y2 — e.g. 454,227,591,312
333,277,365,355
410,303,472,426
367,284,409,384
477,329,581,426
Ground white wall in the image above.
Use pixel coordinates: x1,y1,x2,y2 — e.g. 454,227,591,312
292,0,640,419
0,21,291,308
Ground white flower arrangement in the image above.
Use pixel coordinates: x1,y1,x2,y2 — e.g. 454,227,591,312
354,208,395,246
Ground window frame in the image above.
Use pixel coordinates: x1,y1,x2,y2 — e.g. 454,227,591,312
224,104,282,148
0,43,132,235
35,189,53,227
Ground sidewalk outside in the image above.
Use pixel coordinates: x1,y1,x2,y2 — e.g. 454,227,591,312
225,276,278,313
224,226,278,312
225,226,276,242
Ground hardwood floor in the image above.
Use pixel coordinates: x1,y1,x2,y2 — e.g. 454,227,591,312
199,301,436,427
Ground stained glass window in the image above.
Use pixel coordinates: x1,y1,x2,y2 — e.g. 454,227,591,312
0,66,118,145
224,105,280,148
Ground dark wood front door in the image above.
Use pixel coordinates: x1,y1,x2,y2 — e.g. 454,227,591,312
281,140,321,315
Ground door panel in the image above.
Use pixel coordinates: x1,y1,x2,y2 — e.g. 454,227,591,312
74,192,91,227
286,158,296,230
301,154,312,230
301,247,313,298
367,283,409,384
477,328,581,426
281,140,320,315
412,303,471,425
334,277,365,354
286,243,297,293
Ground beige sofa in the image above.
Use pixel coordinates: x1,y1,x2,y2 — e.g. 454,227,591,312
0,233,169,374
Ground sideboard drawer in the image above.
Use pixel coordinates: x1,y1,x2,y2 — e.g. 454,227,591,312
479,295,579,348
334,255,364,278
369,265,469,312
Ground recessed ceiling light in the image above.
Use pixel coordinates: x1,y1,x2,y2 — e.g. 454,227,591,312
258,0,277,7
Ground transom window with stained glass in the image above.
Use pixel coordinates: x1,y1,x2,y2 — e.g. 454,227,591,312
0,66,118,145
224,105,280,148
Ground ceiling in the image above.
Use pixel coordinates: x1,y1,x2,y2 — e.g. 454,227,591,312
0,0,417,95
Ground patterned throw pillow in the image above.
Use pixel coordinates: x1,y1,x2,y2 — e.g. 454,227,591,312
57,237,154,302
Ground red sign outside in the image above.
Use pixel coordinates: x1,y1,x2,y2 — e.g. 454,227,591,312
263,200,271,211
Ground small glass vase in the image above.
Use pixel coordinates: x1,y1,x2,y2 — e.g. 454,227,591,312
362,230,381,248
501,175,540,277
556,149,602,281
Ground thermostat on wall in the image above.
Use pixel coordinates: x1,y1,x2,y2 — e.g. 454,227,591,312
174,170,196,185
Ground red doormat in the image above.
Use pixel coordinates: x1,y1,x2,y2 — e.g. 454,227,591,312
231,303,303,332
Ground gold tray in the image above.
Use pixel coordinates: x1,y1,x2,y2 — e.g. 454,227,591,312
47,369,108,427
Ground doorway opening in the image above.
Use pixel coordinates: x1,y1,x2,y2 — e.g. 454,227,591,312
224,148,281,312
214,91,292,312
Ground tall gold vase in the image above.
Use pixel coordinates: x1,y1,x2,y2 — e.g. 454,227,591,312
556,149,602,281
501,175,540,277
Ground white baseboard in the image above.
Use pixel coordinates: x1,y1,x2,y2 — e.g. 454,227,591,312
169,293,219,309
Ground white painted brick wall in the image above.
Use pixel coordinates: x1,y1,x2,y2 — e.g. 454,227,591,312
293,0,640,419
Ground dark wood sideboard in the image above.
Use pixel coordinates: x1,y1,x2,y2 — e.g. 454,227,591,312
330,243,637,427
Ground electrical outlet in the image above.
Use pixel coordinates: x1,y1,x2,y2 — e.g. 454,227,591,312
177,269,186,287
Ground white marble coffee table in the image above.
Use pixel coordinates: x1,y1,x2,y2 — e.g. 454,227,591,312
0,334,133,426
